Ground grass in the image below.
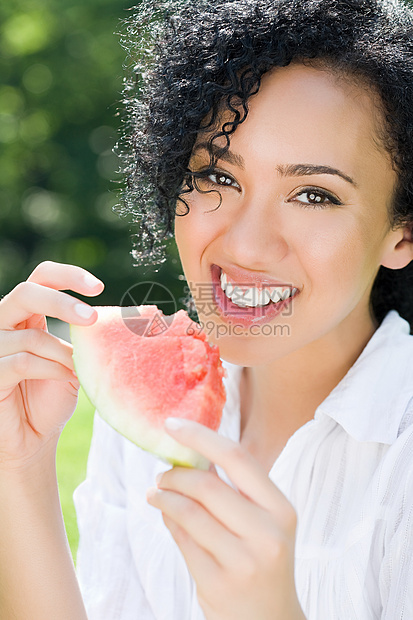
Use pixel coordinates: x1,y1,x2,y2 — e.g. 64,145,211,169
56,388,95,561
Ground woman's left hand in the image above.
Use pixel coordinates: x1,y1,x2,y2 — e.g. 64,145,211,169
146,418,306,620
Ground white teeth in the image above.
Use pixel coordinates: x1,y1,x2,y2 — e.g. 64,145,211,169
270,288,282,303
219,270,297,308
241,288,258,306
229,287,248,306
234,298,249,307
258,289,272,305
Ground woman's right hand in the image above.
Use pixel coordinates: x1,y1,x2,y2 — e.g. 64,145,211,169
0,260,104,470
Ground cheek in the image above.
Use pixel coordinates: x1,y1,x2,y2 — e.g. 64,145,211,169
174,198,224,264
174,210,210,279
295,213,381,291
174,215,189,258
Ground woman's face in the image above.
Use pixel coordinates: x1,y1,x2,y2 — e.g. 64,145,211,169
174,63,405,366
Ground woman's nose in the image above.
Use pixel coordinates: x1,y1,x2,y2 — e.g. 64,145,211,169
222,199,289,269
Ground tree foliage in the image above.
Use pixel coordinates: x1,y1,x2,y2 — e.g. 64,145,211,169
0,0,185,308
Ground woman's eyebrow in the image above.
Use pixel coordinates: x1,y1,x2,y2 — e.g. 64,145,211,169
276,163,357,187
192,143,357,187
191,142,245,169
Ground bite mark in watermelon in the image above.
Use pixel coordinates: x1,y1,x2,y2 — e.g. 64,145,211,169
70,306,226,469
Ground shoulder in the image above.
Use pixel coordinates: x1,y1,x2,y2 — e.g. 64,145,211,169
377,311,413,441
374,418,413,525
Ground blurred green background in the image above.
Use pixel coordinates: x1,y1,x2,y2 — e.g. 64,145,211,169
1,0,187,559
0,0,186,303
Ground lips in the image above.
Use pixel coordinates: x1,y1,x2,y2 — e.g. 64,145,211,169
213,263,292,288
208,264,298,327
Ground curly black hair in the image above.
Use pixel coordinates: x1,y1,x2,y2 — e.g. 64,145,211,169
119,0,413,329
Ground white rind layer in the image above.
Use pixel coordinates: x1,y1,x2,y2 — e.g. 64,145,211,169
70,308,210,470
95,397,209,469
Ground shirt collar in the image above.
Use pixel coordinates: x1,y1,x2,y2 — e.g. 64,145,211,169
316,311,413,444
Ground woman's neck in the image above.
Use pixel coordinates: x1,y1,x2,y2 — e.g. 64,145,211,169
239,310,378,472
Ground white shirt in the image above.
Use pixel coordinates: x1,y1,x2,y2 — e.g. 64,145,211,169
74,310,413,619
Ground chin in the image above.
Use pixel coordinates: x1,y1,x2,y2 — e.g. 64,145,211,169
209,332,289,367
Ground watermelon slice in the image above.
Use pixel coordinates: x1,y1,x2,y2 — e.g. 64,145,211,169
70,306,226,469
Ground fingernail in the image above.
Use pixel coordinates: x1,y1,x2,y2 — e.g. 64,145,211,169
146,487,158,501
83,273,103,289
155,472,163,486
75,303,95,319
165,417,187,431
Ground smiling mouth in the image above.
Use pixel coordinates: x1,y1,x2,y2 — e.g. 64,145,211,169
209,265,299,326
219,270,298,308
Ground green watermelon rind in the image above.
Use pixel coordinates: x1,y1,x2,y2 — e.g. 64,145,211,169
70,315,211,470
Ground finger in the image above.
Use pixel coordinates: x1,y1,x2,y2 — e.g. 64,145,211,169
164,419,295,527
147,487,243,569
0,353,75,391
160,513,221,596
0,329,75,372
157,467,268,540
0,281,98,330
27,260,104,297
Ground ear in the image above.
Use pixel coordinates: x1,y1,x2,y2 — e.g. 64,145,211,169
381,223,413,270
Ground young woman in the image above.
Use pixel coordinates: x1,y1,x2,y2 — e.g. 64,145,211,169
1,0,413,618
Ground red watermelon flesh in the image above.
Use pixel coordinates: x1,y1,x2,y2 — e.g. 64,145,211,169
70,306,226,469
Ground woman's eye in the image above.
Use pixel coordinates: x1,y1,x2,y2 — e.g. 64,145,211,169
293,188,342,208
210,172,233,186
198,170,240,189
